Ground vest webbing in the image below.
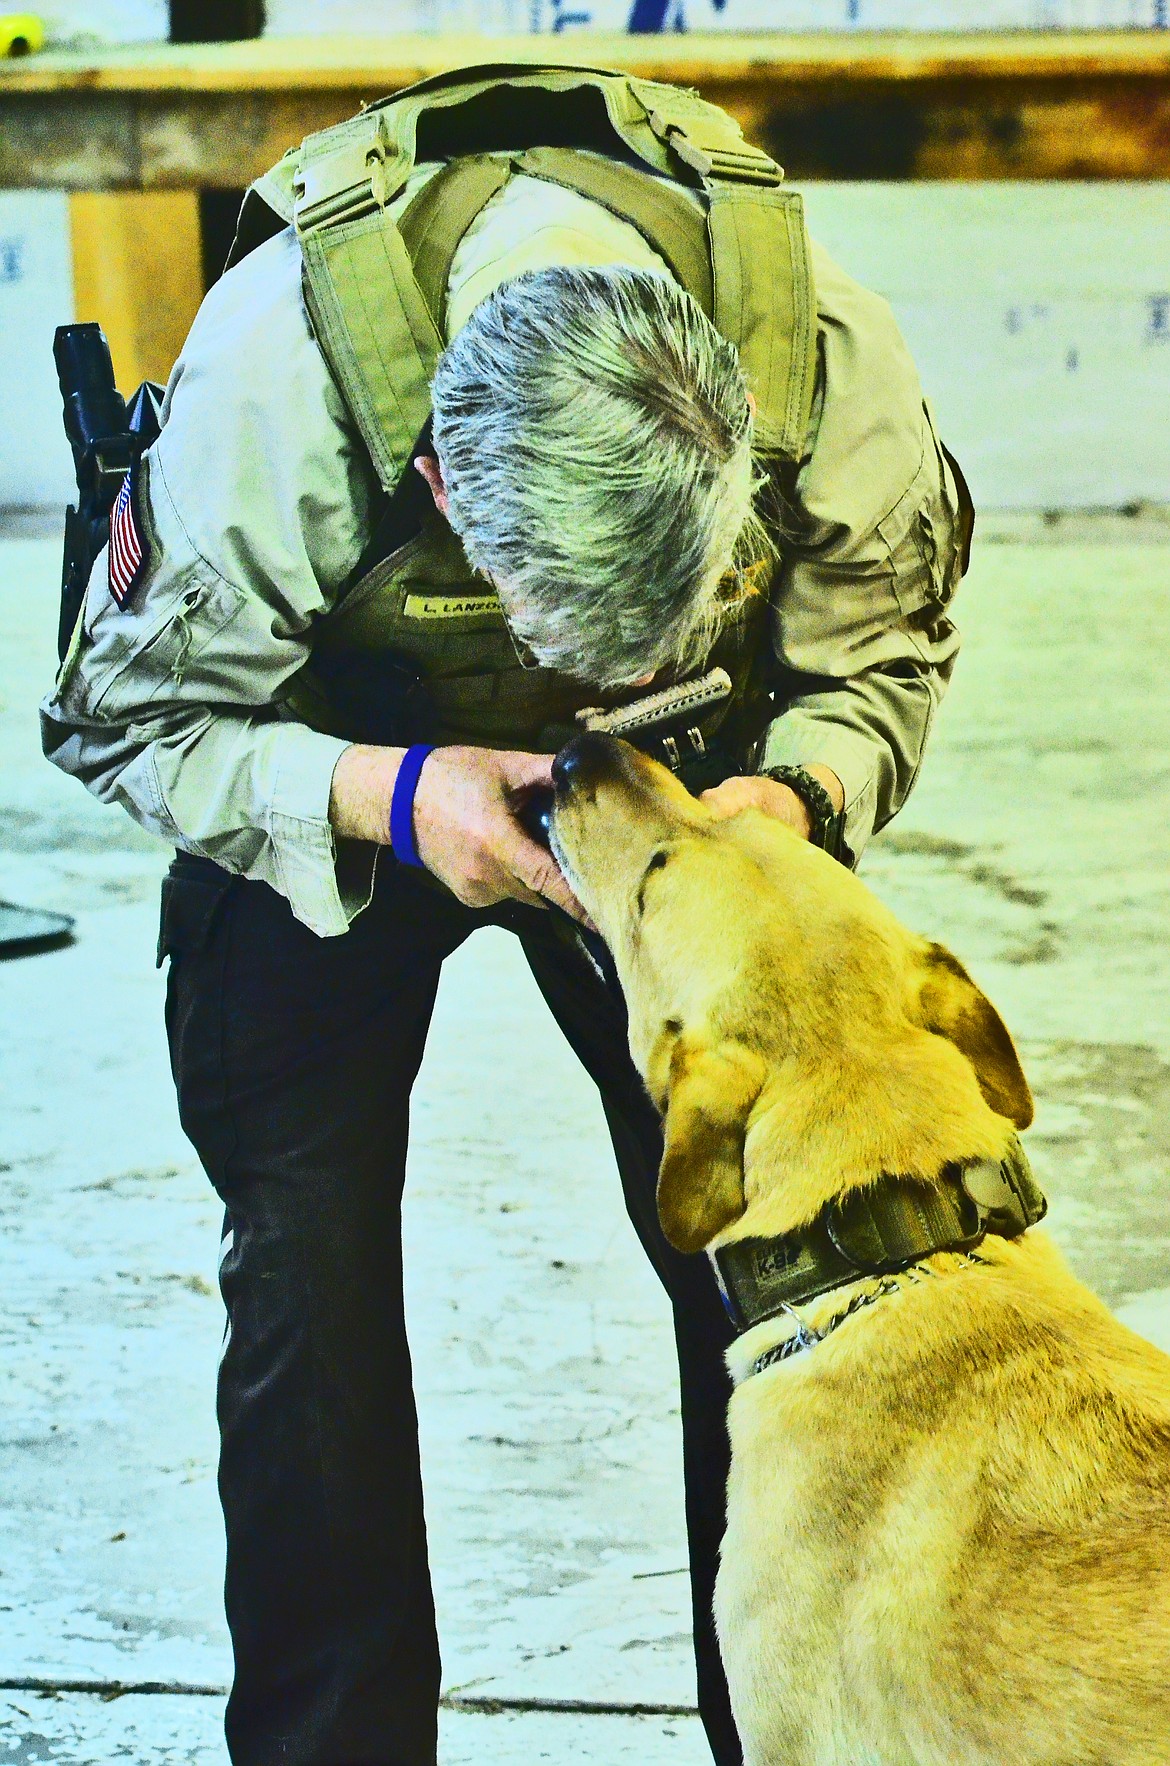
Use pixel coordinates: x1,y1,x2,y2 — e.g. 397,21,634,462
397,146,716,332
240,63,817,493
395,155,514,334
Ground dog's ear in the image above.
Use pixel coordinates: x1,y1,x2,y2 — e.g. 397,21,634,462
910,942,1034,1129
655,1035,766,1255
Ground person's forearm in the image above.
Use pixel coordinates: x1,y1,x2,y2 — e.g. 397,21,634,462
329,742,588,920
760,663,951,863
328,743,406,844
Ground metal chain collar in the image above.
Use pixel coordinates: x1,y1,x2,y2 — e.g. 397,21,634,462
746,1250,990,1381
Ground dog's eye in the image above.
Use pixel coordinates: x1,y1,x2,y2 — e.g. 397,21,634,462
636,848,671,917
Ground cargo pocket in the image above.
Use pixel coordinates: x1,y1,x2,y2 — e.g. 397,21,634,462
157,855,237,969
91,575,244,720
878,402,969,626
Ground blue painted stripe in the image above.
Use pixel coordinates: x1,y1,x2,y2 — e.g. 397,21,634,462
627,0,671,27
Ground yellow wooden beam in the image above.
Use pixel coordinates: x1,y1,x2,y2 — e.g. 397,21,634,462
3,32,1168,187
69,191,203,390
3,31,1170,91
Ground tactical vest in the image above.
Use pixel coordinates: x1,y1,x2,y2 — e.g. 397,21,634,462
231,63,818,771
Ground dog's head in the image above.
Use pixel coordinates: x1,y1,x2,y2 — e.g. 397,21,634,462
551,734,1033,1255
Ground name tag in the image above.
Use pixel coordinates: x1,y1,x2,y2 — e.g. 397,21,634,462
402,592,505,621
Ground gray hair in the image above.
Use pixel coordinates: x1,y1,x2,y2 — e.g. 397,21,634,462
430,265,763,689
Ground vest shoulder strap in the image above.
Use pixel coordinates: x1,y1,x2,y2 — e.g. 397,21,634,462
513,146,715,317
397,155,513,334
708,183,817,460
234,66,817,489
299,203,442,495
395,141,815,459
398,145,715,326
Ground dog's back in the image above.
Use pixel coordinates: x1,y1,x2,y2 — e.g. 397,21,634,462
719,1232,1170,1766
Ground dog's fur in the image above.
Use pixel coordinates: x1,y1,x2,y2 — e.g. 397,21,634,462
551,735,1170,1766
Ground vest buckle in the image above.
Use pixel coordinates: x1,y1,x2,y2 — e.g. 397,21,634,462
295,130,403,234
644,109,784,188
701,147,785,187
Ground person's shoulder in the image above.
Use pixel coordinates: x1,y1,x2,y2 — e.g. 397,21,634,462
150,222,371,599
162,223,342,442
793,236,925,535
182,227,306,361
808,237,897,330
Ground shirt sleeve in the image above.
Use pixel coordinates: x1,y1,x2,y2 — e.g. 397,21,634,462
759,240,968,864
40,226,380,937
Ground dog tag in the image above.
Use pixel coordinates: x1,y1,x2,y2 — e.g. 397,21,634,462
960,1157,1037,1238
961,1159,1017,1216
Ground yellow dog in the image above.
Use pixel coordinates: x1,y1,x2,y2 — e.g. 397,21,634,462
550,732,1170,1766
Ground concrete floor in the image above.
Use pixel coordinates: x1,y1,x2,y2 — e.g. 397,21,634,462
1,519,1168,1764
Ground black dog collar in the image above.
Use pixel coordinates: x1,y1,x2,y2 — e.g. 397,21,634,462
711,1136,1046,1335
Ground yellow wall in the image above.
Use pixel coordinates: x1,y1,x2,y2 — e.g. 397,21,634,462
68,192,204,391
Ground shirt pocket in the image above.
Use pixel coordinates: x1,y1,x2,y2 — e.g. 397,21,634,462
878,401,968,623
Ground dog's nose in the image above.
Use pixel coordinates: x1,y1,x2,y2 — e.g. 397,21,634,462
516,786,554,849
552,732,616,797
550,740,583,794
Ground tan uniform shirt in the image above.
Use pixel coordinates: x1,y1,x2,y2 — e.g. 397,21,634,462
42,172,964,937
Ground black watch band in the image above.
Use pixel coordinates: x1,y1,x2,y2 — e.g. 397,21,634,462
762,764,846,862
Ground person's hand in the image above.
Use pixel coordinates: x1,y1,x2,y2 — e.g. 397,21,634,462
413,745,589,921
700,765,844,841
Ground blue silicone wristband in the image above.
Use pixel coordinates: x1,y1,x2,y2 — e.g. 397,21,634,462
389,744,435,867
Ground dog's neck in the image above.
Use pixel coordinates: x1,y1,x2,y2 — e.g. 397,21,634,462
727,1039,1016,1247
704,1038,1033,1346
722,1247,996,1387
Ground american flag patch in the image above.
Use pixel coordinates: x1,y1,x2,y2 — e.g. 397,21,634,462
108,464,148,607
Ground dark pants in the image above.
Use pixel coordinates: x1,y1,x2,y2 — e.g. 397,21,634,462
160,850,742,1766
